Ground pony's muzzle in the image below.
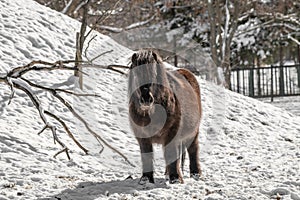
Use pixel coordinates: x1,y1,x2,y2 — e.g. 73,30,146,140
139,91,154,111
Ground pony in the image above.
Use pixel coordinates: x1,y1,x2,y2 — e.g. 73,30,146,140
128,49,202,184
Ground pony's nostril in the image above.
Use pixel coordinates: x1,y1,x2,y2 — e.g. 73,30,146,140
149,92,154,104
143,87,149,92
139,93,154,106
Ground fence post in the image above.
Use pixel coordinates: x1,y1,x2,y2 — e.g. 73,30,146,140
297,65,300,88
271,65,274,102
249,68,254,97
237,68,240,93
257,68,261,97
279,65,285,95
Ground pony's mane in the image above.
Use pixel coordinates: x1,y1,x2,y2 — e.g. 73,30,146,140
128,49,175,112
130,49,162,67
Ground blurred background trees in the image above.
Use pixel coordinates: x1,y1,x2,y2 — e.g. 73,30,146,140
34,0,300,88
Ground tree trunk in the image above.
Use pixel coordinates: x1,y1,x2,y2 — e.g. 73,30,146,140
74,32,83,89
222,58,231,89
222,40,232,89
297,45,300,88
74,0,89,90
207,0,223,85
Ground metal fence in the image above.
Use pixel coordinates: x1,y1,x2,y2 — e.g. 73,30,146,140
231,64,300,99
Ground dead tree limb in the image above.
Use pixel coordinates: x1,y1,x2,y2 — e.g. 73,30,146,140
0,60,134,167
11,78,71,159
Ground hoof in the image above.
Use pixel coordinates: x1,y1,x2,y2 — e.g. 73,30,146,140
139,176,154,185
169,178,181,184
190,173,201,181
169,174,183,184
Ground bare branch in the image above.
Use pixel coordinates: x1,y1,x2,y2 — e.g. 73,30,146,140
54,147,70,160
45,110,89,154
89,50,113,63
84,0,122,39
97,14,157,33
37,124,49,135
14,77,89,156
20,77,102,98
51,85,135,167
11,78,71,159
82,63,129,75
8,60,79,78
1,59,134,166
84,35,97,60
6,77,15,105
20,74,132,166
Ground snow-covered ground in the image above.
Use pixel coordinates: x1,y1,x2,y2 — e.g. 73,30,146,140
261,96,300,117
0,0,300,200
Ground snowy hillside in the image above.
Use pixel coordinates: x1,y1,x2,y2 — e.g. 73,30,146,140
1,0,300,200
262,96,300,117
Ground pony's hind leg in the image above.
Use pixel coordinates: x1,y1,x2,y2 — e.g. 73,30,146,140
137,138,154,184
186,133,201,180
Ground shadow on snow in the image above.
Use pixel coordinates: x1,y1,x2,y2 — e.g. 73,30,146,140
39,178,168,200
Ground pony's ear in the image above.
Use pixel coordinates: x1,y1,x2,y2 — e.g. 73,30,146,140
132,53,137,62
131,53,138,68
152,51,159,62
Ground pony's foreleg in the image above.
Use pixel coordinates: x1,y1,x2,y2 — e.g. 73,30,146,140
137,138,154,184
186,132,201,180
164,142,183,184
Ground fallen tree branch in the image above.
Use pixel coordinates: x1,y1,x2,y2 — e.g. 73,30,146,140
0,59,134,167
8,60,84,78
11,78,71,159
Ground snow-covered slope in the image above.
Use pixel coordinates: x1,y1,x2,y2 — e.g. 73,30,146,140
262,96,300,117
0,0,300,200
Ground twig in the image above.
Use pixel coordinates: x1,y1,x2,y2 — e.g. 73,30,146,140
6,77,15,105
54,147,70,160
37,124,49,135
45,111,89,154
90,50,114,63
20,77,102,98
81,63,129,75
84,0,122,39
84,35,97,60
107,66,127,75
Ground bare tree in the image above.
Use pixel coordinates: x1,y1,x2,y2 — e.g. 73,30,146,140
207,0,245,88
74,0,90,89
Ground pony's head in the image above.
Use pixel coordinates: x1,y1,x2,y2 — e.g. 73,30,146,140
128,49,169,113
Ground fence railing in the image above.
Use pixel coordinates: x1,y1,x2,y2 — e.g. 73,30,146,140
230,64,300,99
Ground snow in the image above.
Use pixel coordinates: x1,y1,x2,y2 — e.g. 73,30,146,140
1,0,300,200
262,96,300,117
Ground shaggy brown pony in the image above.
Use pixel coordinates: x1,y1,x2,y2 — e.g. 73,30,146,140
128,49,202,184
